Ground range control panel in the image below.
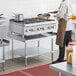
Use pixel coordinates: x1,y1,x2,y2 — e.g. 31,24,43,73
24,23,56,36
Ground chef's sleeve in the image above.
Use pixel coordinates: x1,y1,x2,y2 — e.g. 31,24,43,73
57,3,68,20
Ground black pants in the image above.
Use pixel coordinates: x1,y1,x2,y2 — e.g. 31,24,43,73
58,30,72,61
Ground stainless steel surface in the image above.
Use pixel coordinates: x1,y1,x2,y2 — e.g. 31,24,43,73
50,62,76,76
0,17,9,71
8,32,56,66
51,35,54,62
8,32,49,42
12,38,14,61
9,18,56,36
72,22,76,40
11,37,51,66
38,40,40,56
3,46,5,71
0,26,8,39
13,14,24,21
0,18,8,39
13,47,51,58
9,17,56,66
24,41,27,66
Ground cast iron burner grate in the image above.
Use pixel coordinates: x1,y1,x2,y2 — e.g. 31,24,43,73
10,18,55,24
23,17,55,24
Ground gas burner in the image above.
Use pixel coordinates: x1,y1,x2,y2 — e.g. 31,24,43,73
24,17,55,24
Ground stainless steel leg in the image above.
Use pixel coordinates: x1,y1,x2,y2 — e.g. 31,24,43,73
58,72,61,76
38,40,40,56
74,24,76,40
51,36,53,63
12,38,14,61
2,62,5,71
3,46,5,71
25,41,27,66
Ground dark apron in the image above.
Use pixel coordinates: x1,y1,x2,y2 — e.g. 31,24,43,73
56,18,67,47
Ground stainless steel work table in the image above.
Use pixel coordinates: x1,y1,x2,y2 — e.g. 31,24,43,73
50,62,76,76
8,32,56,66
0,40,9,71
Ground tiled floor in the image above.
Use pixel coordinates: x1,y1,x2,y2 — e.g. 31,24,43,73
0,50,59,75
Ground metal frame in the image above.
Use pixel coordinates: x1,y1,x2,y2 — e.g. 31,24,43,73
50,62,76,76
9,19,57,66
24,40,27,66
12,38,14,61
2,46,5,71
11,33,55,66
9,22,56,66
0,40,9,71
38,40,40,56
51,35,54,62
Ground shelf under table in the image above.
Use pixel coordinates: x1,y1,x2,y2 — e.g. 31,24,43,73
14,47,51,58
8,32,56,65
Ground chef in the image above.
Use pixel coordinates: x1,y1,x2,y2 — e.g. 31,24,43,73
52,0,72,63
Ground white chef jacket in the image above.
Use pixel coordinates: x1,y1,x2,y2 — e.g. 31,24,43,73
57,1,73,31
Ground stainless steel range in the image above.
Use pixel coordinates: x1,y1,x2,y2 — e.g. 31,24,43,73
9,17,57,66
9,17,56,36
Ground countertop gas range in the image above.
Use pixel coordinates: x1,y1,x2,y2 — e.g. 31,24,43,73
9,17,56,36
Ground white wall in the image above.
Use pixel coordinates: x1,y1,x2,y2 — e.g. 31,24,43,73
0,0,61,59
0,0,61,19
70,0,76,15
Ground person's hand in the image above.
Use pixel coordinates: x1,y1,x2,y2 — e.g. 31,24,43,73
53,10,58,13
48,10,58,14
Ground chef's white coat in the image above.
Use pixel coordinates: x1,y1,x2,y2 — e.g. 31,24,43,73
57,1,73,31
